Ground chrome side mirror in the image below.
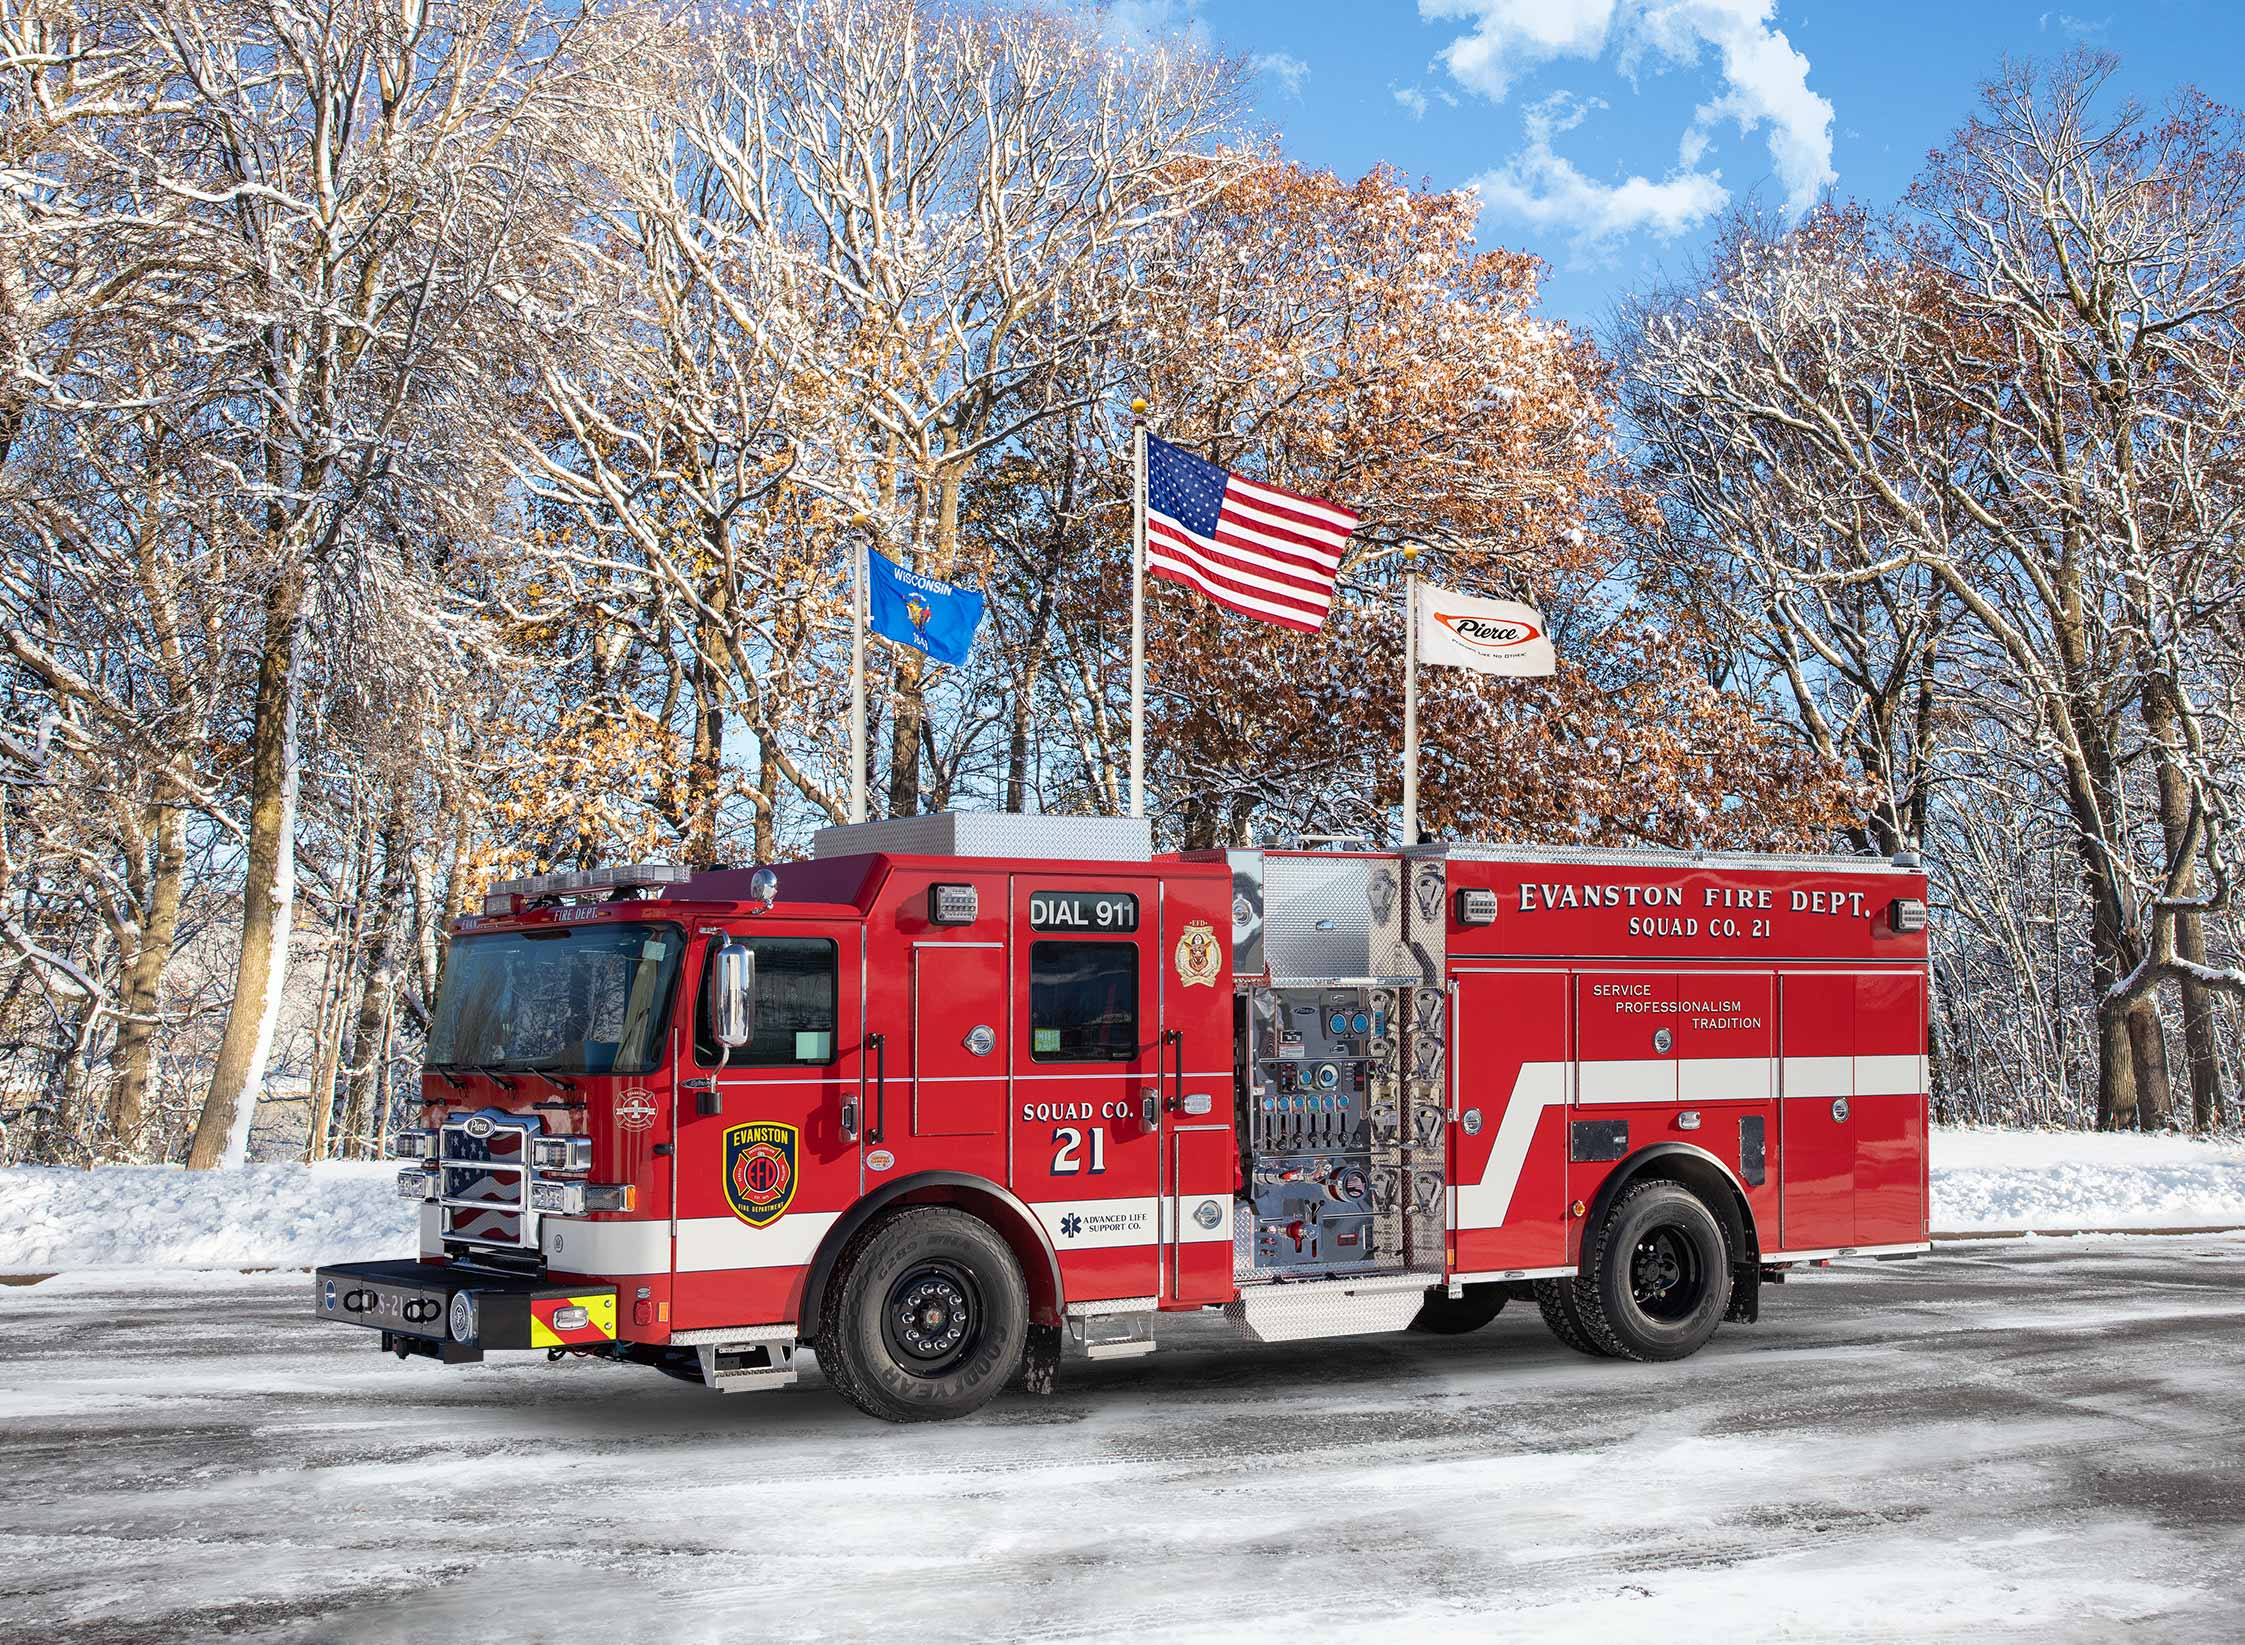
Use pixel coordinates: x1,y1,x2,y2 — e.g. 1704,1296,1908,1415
711,940,756,1050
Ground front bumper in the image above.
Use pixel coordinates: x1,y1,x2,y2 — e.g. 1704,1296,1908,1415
314,1259,616,1362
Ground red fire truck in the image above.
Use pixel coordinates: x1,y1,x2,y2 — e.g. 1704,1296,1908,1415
313,813,1932,1422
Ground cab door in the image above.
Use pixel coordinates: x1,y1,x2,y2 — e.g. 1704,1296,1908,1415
1159,871,1237,1305
670,925,861,1331
1011,876,1161,1305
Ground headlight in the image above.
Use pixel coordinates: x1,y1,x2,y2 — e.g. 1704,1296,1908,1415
388,1129,436,1161
530,1180,634,1214
395,1168,434,1200
529,1135,593,1172
530,1180,580,1214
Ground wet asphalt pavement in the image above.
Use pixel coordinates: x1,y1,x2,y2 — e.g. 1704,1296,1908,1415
2,1236,2241,1643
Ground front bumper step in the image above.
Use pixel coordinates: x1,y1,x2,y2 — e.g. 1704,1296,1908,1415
315,1259,616,1362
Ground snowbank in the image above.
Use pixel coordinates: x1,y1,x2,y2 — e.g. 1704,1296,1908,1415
5,1128,2244,1272
1930,1126,2245,1232
0,1162,412,1273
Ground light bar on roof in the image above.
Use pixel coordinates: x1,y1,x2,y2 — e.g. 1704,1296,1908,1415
490,864,693,904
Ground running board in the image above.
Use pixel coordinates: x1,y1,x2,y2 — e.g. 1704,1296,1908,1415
1223,1273,1432,1344
676,1324,800,1393
1067,1299,1157,1360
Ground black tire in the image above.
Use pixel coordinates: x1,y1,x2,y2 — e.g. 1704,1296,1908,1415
1569,1180,1732,1362
816,1206,1028,1423
1534,1277,1611,1357
1408,1284,1508,1334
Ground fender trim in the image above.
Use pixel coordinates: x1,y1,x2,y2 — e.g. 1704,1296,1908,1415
1586,1141,1759,1254
796,1170,1066,1339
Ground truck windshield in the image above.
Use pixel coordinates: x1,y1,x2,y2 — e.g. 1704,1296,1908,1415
427,922,684,1076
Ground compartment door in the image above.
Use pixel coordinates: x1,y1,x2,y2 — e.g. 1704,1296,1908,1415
1852,971,1928,1244
1779,971,1855,1251
1449,969,1570,1274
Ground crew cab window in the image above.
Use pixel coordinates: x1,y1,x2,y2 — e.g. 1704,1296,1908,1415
696,937,839,1066
1029,941,1138,1062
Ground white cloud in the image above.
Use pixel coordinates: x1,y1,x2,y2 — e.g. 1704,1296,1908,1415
1394,83,1431,120
2040,11,2110,37
1465,90,1728,247
1423,0,1835,226
1252,51,1310,98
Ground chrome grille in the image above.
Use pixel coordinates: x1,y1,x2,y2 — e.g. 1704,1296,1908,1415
438,1110,540,1250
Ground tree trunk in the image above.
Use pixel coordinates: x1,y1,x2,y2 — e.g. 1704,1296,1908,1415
187,570,308,1170
685,530,730,863
2094,992,2137,1131
2125,998,2174,1130
340,800,410,1156
2143,673,2227,1130
108,798,186,1153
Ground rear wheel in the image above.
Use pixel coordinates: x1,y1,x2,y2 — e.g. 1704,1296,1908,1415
1534,1277,1611,1357
1571,1180,1731,1362
1408,1284,1508,1334
818,1207,1028,1423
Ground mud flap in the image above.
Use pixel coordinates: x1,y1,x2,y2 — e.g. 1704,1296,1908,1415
1725,1260,1761,1324
1017,1322,1062,1395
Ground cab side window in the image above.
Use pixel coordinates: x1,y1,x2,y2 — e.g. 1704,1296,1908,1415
1028,940,1138,1062
696,937,838,1066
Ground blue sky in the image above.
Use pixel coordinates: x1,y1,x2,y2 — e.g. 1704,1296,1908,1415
1112,1,2245,332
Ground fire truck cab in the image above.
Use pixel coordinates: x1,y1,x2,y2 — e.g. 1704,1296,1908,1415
314,813,1932,1423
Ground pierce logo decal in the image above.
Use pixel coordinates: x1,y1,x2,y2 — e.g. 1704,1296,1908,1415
1175,918,1222,988
1435,612,1542,653
722,1121,798,1227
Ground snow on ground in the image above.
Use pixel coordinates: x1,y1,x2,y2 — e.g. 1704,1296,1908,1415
1930,1126,2245,1231
3,1239,2242,1642
4,1127,2244,1273
0,1161,409,1273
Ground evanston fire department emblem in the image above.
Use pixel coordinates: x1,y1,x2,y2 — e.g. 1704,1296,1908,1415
1175,919,1221,988
722,1121,798,1227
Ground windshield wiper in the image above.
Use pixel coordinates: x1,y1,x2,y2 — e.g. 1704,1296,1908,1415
464,1064,518,1092
523,1068,578,1093
428,1068,468,1091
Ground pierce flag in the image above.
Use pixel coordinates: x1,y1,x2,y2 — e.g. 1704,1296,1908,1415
1414,582,1555,677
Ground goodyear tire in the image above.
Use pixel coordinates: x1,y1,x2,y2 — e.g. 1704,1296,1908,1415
1533,1278,1611,1357
1408,1284,1508,1334
1571,1180,1732,1362
818,1206,1027,1423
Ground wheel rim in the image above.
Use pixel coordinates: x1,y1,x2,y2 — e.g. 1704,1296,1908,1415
1628,1224,1708,1323
881,1260,983,1378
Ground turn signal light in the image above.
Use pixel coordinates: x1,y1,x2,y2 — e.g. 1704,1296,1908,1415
388,1129,436,1160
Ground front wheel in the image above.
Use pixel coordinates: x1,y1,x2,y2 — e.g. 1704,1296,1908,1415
1570,1180,1732,1362
818,1207,1028,1423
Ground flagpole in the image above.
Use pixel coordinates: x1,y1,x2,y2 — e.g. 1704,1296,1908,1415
1129,398,1148,819
848,512,868,824
1402,543,1420,846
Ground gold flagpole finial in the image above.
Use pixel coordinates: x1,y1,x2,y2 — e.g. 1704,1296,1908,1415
1130,398,1148,418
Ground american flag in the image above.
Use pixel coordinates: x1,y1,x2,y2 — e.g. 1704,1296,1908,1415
1143,434,1358,633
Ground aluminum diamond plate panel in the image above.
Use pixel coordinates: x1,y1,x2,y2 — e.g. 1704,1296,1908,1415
812,811,1152,862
